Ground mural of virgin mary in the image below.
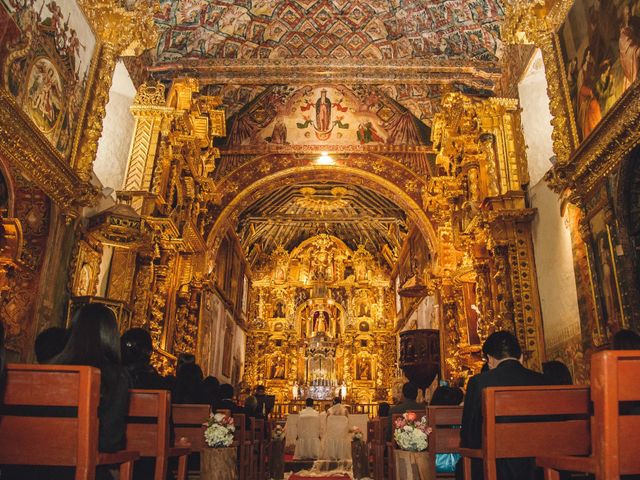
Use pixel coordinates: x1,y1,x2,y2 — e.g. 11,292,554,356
315,89,331,132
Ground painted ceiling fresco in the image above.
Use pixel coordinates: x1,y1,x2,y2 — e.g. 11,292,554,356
213,84,431,147
204,81,487,127
154,0,505,62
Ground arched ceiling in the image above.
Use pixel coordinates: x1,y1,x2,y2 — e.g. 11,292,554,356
236,181,408,265
154,0,504,62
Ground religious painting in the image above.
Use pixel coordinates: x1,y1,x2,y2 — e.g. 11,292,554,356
0,0,96,160
558,0,640,143
273,301,285,318
221,316,234,377
356,357,372,381
198,290,219,376
588,201,627,339
223,85,431,147
268,354,285,379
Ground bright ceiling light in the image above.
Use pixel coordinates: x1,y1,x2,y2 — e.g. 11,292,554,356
316,152,334,165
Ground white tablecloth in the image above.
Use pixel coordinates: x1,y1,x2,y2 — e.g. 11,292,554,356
284,413,370,449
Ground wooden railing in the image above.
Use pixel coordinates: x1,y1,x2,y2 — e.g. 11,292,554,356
272,402,380,420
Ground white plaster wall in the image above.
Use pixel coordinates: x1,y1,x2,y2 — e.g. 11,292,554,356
518,49,555,186
529,180,581,347
518,51,582,353
93,61,136,193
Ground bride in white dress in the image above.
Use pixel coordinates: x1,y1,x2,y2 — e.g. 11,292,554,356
321,398,351,461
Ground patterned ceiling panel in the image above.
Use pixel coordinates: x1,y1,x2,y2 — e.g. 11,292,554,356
236,181,408,258
154,0,504,62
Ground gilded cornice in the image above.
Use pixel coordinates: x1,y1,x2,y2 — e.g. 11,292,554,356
552,84,640,197
148,58,500,88
502,0,577,166
0,90,96,214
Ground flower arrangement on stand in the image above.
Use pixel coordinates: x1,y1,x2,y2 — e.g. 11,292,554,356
270,424,286,480
392,412,434,480
202,413,238,480
271,424,285,441
350,426,369,479
350,426,364,442
204,413,236,448
393,412,432,452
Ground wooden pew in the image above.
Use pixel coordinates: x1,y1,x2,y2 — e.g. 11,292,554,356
537,351,640,479
251,418,267,480
233,413,252,480
0,364,139,480
126,389,190,480
368,418,385,480
459,385,590,480
172,403,210,452
427,406,463,478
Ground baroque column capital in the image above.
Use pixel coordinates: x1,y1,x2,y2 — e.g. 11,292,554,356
72,0,159,182
78,0,159,55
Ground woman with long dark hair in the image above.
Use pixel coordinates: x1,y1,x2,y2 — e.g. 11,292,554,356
53,303,131,453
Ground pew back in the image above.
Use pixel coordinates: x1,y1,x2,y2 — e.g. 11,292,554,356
0,364,100,472
427,406,462,455
172,404,210,452
592,350,640,476
483,385,591,459
126,389,171,457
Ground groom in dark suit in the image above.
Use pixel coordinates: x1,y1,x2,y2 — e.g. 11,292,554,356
458,331,547,480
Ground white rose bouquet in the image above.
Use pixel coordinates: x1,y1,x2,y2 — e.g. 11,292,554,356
204,412,236,448
271,424,285,441
393,412,432,452
350,425,364,442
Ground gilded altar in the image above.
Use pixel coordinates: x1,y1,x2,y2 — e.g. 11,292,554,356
243,234,397,403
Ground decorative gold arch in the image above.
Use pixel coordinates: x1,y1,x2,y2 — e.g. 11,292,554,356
205,161,437,262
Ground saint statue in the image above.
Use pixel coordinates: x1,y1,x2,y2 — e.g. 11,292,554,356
315,89,332,132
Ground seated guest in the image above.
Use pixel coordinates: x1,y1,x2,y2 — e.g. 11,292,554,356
53,304,131,454
613,329,640,350
458,331,547,480
216,383,243,414
202,375,220,408
294,398,321,459
542,360,573,385
255,384,274,418
431,381,464,475
378,401,390,417
121,328,167,390
172,362,205,404
34,327,68,364
431,383,464,406
244,395,264,426
388,382,423,439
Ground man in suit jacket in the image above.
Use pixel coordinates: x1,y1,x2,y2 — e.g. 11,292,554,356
388,382,425,439
458,331,547,480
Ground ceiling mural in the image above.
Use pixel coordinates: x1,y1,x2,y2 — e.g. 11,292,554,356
217,84,431,147
154,0,504,62
203,81,491,127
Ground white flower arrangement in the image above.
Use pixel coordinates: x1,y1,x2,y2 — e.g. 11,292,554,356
204,412,235,448
393,412,432,452
271,424,285,441
350,425,364,442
